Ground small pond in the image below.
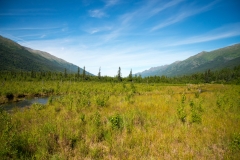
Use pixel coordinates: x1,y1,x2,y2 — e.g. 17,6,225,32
1,97,50,112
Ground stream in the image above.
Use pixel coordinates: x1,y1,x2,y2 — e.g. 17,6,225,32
1,97,50,112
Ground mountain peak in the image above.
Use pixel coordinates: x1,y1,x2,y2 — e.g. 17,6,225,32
135,43,240,77
0,35,94,75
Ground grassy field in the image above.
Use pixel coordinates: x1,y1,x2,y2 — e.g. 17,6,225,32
1,81,240,159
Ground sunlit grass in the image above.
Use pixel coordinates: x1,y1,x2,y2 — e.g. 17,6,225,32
1,82,240,159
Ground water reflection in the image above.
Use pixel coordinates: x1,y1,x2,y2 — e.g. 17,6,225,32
1,97,49,111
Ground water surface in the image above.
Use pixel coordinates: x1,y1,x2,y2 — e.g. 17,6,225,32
1,97,50,112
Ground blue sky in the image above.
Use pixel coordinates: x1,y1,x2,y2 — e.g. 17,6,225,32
1,0,240,76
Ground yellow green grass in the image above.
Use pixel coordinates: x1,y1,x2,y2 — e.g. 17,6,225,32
1,82,240,159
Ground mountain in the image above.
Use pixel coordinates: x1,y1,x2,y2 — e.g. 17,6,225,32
135,43,240,77
0,35,93,75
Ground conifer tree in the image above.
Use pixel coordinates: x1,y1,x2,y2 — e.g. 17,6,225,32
98,67,101,79
129,69,132,82
83,66,86,79
77,67,80,78
117,67,122,81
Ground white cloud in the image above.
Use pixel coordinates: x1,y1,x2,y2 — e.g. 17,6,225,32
149,0,183,17
150,0,218,31
88,0,119,18
84,26,112,34
2,0,238,77
170,23,240,46
88,9,107,18
119,0,183,26
92,0,182,42
105,0,119,7
17,35,196,77
85,0,182,42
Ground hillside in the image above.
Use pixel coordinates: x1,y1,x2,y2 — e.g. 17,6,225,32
0,35,93,75
135,43,240,77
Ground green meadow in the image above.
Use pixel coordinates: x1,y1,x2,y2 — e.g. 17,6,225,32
1,81,240,159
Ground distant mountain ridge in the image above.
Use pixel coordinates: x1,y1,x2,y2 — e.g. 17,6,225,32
135,43,240,77
0,35,93,75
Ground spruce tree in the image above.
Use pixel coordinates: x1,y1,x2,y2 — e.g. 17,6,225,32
83,66,86,79
117,67,122,82
77,67,80,78
98,67,101,79
129,69,132,82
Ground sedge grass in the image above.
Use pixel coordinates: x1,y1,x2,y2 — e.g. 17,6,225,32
0,82,240,159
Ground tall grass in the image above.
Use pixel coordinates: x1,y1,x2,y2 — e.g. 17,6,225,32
0,82,240,159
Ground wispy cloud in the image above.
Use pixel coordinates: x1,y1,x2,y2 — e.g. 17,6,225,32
151,12,189,31
2,0,238,77
88,9,107,18
149,0,183,17
84,26,112,34
98,0,182,42
88,0,119,18
170,23,240,46
151,0,218,31
119,0,181,26
105,0,119,7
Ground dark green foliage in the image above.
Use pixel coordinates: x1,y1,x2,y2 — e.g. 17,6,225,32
0,35,93,75
109,114,123,130
83,66,86,80
177,105,187,123
130,83,136,93
181,93,186,104
95,94,109,107
98,67,101,79
190,100,202,124
64,68,67,78
90,112,105,142
117,67,122,82
195,91,200,98
231,133,240,151
128,69,133,82
0,108,35,159
77,67,80,78
1,64,240,84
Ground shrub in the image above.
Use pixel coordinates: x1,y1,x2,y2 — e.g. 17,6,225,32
109,114,123,130
191,111,202,124
95,95,109,107
190,100,202,124
177,105,187,123
231,133,240,151
195,91,200,98
90,112,105,142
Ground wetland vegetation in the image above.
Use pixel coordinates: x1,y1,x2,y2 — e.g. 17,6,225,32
1,76,240,159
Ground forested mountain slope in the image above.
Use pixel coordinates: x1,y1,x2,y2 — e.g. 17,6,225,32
135,43,240,77
0,35,92,75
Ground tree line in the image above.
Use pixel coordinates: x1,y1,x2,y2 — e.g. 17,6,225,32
0,65,240,84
